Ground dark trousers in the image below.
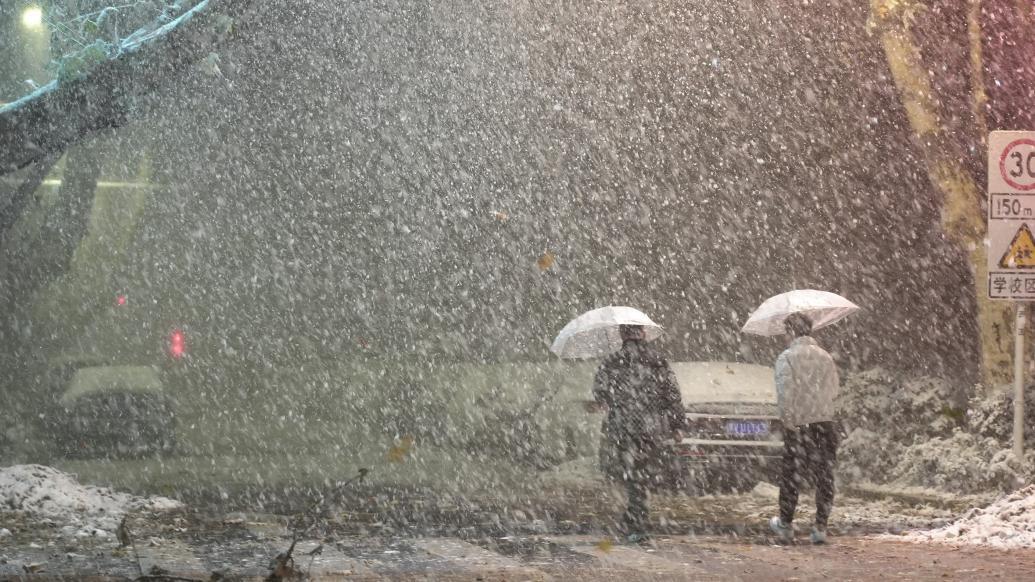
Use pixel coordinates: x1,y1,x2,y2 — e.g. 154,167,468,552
618,442,659,534
779,421,839,528
622,472,650,533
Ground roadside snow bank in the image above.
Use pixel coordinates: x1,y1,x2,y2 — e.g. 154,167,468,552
836,370,1035,494
894,485,1035,549
0,464,181,536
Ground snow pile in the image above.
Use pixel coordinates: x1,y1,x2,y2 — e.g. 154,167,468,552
887,431,1029,493
0,465,181,537
837,369,964,487
969,385,1035,447
837,368,964,443
896,485,1035,549
835,369,1035,493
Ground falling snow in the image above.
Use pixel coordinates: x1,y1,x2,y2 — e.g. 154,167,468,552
1,1,1035,576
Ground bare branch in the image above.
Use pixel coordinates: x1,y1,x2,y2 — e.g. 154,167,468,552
0,0,258,176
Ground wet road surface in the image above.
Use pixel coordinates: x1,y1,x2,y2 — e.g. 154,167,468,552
3,519,1034,581
2,489,1031,580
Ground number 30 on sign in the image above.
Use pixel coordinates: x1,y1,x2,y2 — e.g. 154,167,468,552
990,132,1035,194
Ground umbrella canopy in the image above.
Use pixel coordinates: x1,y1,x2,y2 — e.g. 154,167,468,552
741,289,859,337
550,306,663,359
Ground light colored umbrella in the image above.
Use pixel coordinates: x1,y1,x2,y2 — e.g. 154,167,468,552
741,289,859,337
550,306,663,359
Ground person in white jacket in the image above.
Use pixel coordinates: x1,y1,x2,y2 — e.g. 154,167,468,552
768,313,840,544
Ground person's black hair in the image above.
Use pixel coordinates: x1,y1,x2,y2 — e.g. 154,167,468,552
784,313,813,337
619,324,645,339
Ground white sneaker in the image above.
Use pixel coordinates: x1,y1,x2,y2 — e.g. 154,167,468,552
768,516,793,543
810,527,827,545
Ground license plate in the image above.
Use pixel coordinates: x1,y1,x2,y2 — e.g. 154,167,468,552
725,420,769,436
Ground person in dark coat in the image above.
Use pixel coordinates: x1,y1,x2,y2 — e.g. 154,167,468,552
591,324,687,542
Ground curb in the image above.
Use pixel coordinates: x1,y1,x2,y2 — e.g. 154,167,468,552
843,483,994,512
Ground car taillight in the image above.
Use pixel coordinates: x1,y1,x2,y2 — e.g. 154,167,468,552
170,330,186,358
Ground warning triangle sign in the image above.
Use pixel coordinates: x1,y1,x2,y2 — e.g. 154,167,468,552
999,223,1035,268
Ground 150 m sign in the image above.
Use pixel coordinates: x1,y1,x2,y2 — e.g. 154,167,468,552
991,195,1035,218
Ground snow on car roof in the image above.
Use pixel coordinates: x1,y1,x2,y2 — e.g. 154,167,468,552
671,361,776,404
60,365,164,403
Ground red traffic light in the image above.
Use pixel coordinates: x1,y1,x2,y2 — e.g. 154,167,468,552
170,330,186,358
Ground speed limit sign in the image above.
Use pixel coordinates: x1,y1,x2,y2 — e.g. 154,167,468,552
989,131,1035,300
989,131,1035,193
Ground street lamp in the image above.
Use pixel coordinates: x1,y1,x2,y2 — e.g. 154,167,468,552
21,6,44,30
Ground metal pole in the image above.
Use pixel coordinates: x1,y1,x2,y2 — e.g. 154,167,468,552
1014,303,1026,460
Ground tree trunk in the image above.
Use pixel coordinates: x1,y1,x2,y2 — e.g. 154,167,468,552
870,0,1013,388
971,245,1015,386
0,142,100,411
0,155,59,236
42,144,100,276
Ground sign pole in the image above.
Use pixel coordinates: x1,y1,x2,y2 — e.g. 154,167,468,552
1015,302,1026,460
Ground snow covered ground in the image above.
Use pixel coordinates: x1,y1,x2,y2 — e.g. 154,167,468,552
0,464,181,540
890,485,1035,549
541,458,962,535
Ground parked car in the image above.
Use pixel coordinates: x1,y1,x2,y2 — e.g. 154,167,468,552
41,315,188,458
669,361,783,493
50,360,177,458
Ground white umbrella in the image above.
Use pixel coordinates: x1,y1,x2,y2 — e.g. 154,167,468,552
741,289,859,337
550,306,663,359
